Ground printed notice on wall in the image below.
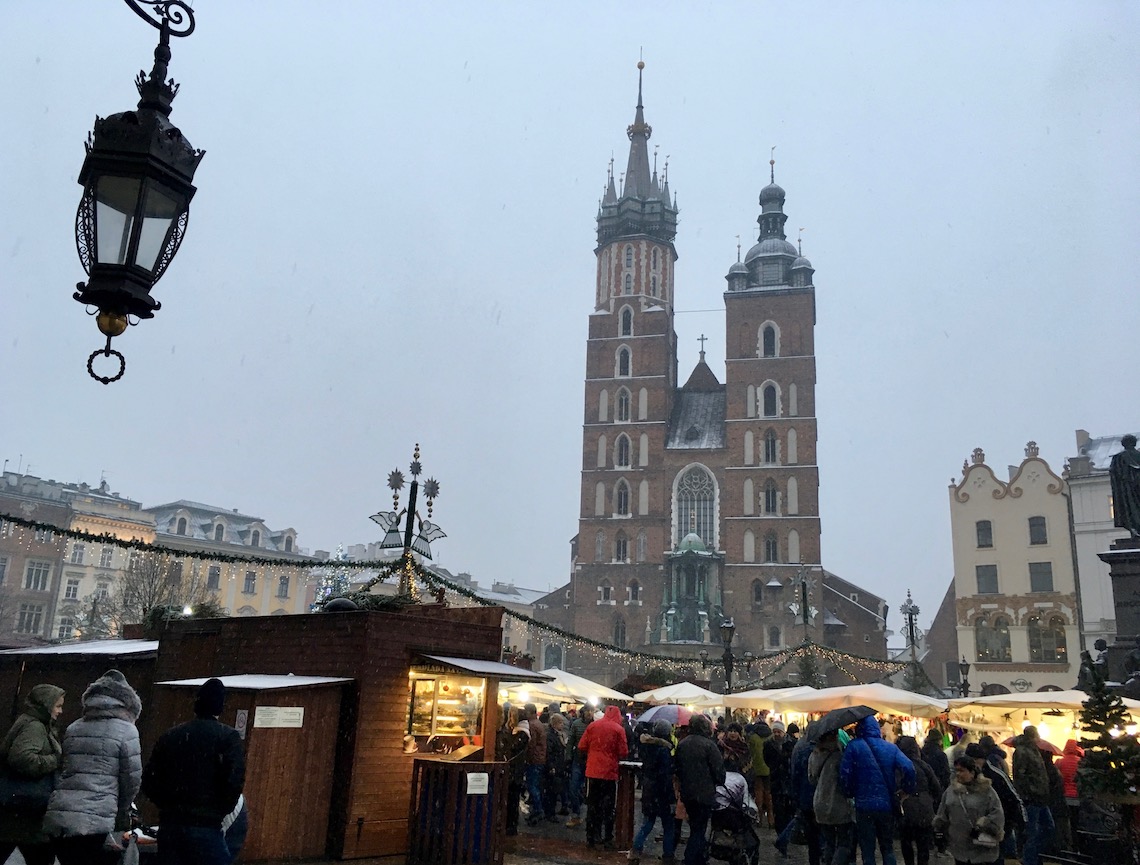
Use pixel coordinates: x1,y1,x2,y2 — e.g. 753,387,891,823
466,773,489,795
253,706,305,728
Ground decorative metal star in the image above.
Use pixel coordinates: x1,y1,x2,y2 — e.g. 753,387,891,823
423,478,440,499
409,460,422,477
387,470,405,491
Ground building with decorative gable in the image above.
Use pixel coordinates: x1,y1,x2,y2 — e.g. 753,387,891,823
533,68,887,684
948,443,1078,693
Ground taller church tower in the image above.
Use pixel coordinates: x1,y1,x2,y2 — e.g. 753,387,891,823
544,69,880,683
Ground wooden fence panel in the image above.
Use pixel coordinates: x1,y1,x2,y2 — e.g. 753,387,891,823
407,760,507,865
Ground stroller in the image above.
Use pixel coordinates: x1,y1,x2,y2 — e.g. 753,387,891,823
707,773,760,865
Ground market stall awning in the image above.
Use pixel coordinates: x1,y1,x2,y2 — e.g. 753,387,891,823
0,639,159,657
948,690,1140,713
416,654,553,683
501,668,630,704
156,674,352,690
772,682,948,718
715,685,818,711
634,682,720,705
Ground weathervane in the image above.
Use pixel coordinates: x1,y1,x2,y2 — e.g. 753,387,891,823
370,443,445,596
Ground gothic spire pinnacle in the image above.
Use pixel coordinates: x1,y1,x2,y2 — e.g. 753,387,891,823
623,60,653,200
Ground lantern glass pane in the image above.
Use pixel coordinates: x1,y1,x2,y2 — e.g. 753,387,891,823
94,176,141,265
135,183,182,273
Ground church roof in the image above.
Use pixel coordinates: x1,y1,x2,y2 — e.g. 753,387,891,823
682,359,721,392
666,390,726,450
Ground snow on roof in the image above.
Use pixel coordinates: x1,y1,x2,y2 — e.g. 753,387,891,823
0,639,158,656
156,674,352,690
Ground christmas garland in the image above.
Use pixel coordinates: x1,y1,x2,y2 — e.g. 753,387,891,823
0,512,912,679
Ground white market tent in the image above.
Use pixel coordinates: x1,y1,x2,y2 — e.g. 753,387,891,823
947,689,1140,737
948,689,1140,713
772,682,949,718
634,681,720,705
717,685,818,711
501,668,631,705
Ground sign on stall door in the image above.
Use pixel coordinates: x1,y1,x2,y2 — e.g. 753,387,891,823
253,706,305,728
466,773,489,795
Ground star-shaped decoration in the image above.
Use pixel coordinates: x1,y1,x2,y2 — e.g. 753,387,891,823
409,459,423,477
423,478,440,499
387,470,405,491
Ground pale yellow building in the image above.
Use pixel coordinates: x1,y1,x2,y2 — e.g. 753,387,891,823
948,442,1078,693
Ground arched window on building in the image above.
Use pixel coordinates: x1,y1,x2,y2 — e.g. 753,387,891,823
651,248,657,269
752,580,763,607
788,529,800,563
214,524,225,543
628,580,641,603
742,479,754,516
595,483,605,515
595,530,605,562
620,307,633,336
787,477,799,515
743,430,754,465
598,389,609,422
544,645,564,669
251,530,260,548
762,325,777,358
618,348,631,377
764,480,779,515
636,530,647,563
787,428,797,463
597,435,607,468
763,384,778,417
625,245,633,268
614,617,627,648
743,529,755,562
763,533,779,563
975,615,1012,662
616,435,631,468
599,580,613,603
615,480,630,516
768,626,781,648
624,273,632,294
284,536,293,552
1028,614,1067,663
616,388,631,422
650,275,657,296
614,531,629,563
176,517,187,536
764,429,778,464
674,466,716,547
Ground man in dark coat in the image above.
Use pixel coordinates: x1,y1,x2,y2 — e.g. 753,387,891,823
630,720,677,865
921,728,951,792
764,720,792,832
142,678,246,865
674,714,725,865
1012,726,1054,865
565,705,592,828
0,684,64,865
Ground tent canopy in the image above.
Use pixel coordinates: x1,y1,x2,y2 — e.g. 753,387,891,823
772,682,948,718
711,686,818,711
948,690,1140,713
634,681,720,705
501,668,631,705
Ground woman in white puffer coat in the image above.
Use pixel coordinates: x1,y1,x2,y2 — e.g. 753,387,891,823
43,669,142,865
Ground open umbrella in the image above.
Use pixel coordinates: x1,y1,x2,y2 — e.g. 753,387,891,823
815,705,877,737
1002,735,1062,756
637,704,706,726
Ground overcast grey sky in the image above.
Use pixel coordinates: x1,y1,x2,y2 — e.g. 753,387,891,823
1,2,1136,634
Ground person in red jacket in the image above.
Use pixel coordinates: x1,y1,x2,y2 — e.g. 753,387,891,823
577,704,629,849
1056,738,1084,837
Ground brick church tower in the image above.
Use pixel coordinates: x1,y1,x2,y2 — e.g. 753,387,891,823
539,68,885,683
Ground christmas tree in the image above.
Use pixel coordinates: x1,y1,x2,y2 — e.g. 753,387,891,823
1077,670,1140,799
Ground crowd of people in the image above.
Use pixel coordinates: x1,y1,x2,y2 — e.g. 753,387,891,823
0,672,247,865
497,699,1105,865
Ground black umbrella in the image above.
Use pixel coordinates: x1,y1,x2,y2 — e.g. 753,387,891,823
815,705,876,737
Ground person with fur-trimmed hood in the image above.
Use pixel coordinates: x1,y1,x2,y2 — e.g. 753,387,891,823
0,683,65,865
143,677,246,865
932,756,1004,864
43,669,142,865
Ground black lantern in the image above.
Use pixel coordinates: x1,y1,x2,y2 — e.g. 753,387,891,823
74,1,203,383
958,656,971,697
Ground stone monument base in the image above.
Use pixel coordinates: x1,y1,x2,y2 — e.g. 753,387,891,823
1100,536,1140,693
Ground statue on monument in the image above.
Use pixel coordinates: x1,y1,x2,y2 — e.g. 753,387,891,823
1109,434,1140,538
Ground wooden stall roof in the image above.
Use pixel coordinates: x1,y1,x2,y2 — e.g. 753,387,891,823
414,655,552,683
0,639,158,657
156,674,353,690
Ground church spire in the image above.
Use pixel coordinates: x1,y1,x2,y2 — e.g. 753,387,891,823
623,61,653,200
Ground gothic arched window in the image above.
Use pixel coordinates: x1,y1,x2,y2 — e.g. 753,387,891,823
752,580,763,607
615,531,629,562
618,348,631,377
620,307,633,336
768,626,781,648
763,533,779,563
764,480,779,515
594,530,605,562
651,248,658,269
636,530,647,563
624,273,632,294
615,481,630,516
762,325,777,358
674,466,716,547
764,429,778,463
616,388,631,422
624,245,633,268
614,617,627,648
616,435,631,468
762,384,778,417
650,275,657,296
628,580,641,602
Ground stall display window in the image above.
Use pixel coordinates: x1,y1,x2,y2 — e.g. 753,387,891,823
406,674,485,751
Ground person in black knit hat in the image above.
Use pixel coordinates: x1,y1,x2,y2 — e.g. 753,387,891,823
142,678,246,865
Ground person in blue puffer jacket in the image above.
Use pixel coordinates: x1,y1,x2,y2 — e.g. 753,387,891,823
839,715,916,865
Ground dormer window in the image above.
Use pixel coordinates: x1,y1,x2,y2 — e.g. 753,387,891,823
214,524,225,543
284,536,293,553
251,530,261,548
176,517,187,536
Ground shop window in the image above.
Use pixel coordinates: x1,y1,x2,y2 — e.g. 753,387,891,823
1028,614,1067,663
407,674,485,747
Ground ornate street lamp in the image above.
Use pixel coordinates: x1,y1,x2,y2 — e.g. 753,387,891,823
74,1,204,383
719,618,736,692
900,590,921,662
958,656,971,697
